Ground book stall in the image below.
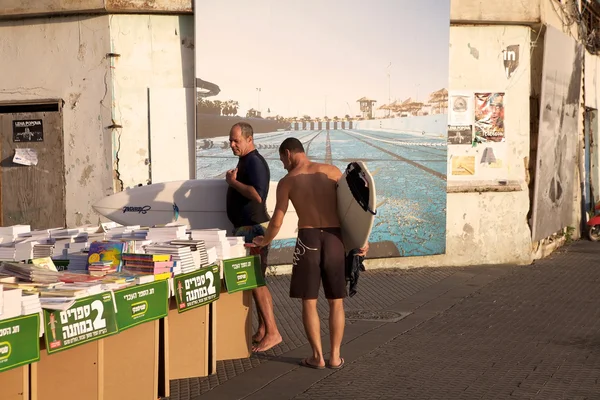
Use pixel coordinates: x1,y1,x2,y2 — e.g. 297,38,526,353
0,223,264,400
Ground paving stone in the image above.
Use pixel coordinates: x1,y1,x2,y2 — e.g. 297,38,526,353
170,241,600,399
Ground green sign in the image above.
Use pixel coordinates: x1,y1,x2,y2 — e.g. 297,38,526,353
115,280,169,331
43,292,118,354
0,314,40,372
174,264,220,313
223,255,265,293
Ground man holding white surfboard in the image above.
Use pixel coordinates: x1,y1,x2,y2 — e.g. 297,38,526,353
226,122,282,352
253,137,368,369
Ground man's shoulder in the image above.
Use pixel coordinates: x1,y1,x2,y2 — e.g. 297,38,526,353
311,161,340,174
244,150,269,170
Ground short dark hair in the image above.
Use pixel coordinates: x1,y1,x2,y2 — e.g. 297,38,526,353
231,122,253,138
279,137,305,154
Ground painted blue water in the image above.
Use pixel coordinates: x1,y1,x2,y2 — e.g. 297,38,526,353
196,128,447,258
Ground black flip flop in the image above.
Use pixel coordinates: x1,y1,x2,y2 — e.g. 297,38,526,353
328,358,345,369
300,358,325,370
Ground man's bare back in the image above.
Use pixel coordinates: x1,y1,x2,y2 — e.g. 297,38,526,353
281,161,342,229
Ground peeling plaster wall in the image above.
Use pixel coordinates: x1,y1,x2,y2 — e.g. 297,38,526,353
0,16,113,227
364,25,533,270
108,14,194,189
445,26,533,264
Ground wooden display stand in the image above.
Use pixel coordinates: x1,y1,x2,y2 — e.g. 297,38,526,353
164,297,211,380
31,339,102,400
103,320,160,400
215,289,253,361
0,365,29,400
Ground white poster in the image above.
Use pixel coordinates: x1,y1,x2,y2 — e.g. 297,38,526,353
448,91,474,125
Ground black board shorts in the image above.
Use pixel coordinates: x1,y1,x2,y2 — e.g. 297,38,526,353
290,228,347,300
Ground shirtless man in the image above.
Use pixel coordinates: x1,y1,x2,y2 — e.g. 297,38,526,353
253,137,367,369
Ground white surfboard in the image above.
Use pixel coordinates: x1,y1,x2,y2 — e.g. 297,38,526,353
337,162,377,252
92,180,299,240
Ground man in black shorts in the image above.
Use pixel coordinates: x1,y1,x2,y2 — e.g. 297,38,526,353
226,122,282,352
253,137,368,369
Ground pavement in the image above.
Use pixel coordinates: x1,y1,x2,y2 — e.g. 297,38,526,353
169,240,600,400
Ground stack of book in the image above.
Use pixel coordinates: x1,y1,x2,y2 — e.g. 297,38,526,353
121,253,174,279
191,229,231,260
0,225,31,244
170,239,210,268
143,244,191,275
1,286,23,320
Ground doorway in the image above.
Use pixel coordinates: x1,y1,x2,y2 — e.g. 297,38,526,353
0,101,66,229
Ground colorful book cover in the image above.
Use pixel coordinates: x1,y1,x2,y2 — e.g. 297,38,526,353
87,241,128,271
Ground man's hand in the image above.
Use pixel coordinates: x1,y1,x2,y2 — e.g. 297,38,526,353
226,168,238,185
357,243,369,257
252,235,267,248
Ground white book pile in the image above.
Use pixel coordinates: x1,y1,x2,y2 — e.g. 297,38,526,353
0,225,31,244
0,288,23,320
33,243,55,259
21,292,42,316
17,227,58,241
227,237,247,258
0,244,16,260
14,240,39,261
104,225,141,240
191,229,231,260
206,248,218,265
144,225,189,243
143,244,192,275
64,242,88,254
170,239,209,268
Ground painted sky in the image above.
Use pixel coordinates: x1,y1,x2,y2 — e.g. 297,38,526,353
195,0,450,118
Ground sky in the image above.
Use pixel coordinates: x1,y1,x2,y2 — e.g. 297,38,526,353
195,0,450,118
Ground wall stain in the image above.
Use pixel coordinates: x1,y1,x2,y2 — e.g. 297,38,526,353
467,43,479,60
79,165,95,186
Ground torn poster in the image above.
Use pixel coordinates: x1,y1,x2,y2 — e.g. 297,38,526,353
13,148,38,166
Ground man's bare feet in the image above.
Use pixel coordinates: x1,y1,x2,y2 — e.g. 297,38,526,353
327,357,345,369
252,328,265,343
251,333,282,352
300,356,325,369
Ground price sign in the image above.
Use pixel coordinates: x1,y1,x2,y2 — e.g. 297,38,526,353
223,255,265,293
0,314,40,372
173,264,220,313
43,292,118,354
115,280,169,331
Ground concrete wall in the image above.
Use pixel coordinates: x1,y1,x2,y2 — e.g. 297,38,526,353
364,25,534,270
451,0,540,23
108,14,194,188
0,0,192,19
0,16,114,227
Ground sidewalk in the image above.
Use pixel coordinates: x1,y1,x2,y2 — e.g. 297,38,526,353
170,241,600,400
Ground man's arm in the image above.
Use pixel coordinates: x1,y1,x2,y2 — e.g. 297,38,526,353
226,168,263,203
253,179,290,247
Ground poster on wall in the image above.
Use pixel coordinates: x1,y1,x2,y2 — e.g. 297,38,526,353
13,120,43,142
474,93,505,142
531,25,583,242
194,0,451,261
448,91,474,125
448,125,472,145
